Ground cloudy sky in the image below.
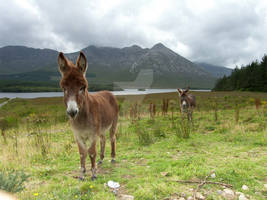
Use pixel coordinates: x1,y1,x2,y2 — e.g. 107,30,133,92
1,0,267,68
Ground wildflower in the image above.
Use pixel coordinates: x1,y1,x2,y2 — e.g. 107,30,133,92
34,193,39,196
89,185,93,189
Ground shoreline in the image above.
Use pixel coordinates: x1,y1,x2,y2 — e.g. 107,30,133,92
0,89,211,99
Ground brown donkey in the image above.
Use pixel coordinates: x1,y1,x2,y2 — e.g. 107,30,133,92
58,52,119,180
177,88,196,121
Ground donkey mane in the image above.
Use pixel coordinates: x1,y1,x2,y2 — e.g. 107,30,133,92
60,67,88,89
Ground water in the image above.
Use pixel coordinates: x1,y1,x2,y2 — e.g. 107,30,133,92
0,89,210,99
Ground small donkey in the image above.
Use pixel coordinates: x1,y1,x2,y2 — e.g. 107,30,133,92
177,88,196,121
58,52,119,180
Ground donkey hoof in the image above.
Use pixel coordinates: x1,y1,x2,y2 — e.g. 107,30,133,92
79,176,85,181
111,159,116,164
91,176,97,181
97,160,103,165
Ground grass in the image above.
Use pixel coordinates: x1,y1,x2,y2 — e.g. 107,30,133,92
0,91,266,199
0,98,9,104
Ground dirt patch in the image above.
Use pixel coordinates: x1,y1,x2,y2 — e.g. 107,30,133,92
68,163,114,179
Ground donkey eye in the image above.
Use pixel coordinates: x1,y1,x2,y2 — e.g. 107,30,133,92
80,86,86,92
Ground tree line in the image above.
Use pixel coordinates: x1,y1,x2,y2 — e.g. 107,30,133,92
213,55,267,92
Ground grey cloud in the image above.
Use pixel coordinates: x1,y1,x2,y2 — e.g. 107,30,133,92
0,0,267,68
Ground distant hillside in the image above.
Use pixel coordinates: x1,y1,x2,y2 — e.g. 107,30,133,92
0,43,219,91
195,62,232,78
213,55,267,92
0,46,57,74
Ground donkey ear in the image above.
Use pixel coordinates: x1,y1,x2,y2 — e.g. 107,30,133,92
177,88,182,96
58,52,70,76
76,51,87,75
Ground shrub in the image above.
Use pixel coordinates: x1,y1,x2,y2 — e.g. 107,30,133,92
175,120,192,139
0,170,29,193
131,121,154,146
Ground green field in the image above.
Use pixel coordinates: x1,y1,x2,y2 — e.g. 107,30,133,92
0,91,266,199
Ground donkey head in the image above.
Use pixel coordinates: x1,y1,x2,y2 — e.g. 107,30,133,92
58,52,88,119
177,88,189,110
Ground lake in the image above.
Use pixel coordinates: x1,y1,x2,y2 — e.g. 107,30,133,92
0,89,210,99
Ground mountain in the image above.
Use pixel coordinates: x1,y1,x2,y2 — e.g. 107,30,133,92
0,46,57,74
0,43,218,91
195,62,232,78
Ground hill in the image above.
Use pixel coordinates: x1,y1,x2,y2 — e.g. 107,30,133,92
195,62,232,78
0,44,220,91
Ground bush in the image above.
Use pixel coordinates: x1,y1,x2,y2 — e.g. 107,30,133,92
175,120,192,139
0,170,29,193
131,121,154,146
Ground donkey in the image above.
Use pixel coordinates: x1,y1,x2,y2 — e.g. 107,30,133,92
58,52,119,180
177,88,196,121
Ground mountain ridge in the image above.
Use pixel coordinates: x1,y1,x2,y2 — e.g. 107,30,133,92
0,43,231,91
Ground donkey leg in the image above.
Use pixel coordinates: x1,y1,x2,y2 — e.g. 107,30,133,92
110,119,117,163
88,140,97,180
190,112,193,122
189,111,193,121
77,141,87,180
98,133,106,165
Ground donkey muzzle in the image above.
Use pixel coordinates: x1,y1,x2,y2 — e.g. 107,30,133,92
67,109,78,118
66,100,79,118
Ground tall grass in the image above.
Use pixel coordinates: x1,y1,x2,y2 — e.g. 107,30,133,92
0,92,266,199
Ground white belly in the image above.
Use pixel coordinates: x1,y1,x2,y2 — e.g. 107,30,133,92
73,128,95,149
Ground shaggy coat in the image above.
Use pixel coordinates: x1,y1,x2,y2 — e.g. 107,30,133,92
58,52,119,180
177,88,196,121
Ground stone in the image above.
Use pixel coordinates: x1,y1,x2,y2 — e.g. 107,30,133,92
187,196,193,200
160,171,169,176
181,192,186,198
255,192,261,195
119,194,134,200
242,185,249,191
195,192,205,200
264,184,267,189
217,190,223,195
239,194,248,200
178,198,185,200
223,188,235,200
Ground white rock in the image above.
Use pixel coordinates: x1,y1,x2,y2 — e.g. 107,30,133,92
178,198,185,200
236,191,243,195
255,192,261,195
119,194,134,200
239,194,248,200
210,173,216,178
187,196,193,200
264,184,267,189
223,189,235,200
217,190,223,195
181,192,186,198
196,192,205,200
242,185,249,191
